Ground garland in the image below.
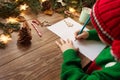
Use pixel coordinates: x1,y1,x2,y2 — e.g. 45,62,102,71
0,0,41,48
0,0,96,48
0,22,20,48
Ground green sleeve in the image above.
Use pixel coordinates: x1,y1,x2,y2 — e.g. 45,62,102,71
61,49,120,80
87,29,100,41
61,49,88,80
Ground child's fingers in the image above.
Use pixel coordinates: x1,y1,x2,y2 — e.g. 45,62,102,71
74,30,80,37
67,39,72,44
60,39,65,44
70,40,73,44
77,31,89,40
55,41,61,47
76,33,84,39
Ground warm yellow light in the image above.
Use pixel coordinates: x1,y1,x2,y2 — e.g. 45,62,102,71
20,4,28,11
69,7,76,13
42,0,46,2
20,12,25,16
6,17,18,23
15,0,18,2
0,34,11,44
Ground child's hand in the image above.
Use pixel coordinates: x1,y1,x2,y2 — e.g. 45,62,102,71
55,39,78,52
74,30,89,40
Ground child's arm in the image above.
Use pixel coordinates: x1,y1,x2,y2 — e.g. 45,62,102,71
56,39,120,80
75,29,100,41
61,49,89,80
61,49,120,80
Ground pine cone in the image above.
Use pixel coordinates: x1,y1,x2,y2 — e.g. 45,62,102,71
17,21,32,45
42,1,51,10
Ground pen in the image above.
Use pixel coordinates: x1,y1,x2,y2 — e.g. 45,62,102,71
78,16,90,34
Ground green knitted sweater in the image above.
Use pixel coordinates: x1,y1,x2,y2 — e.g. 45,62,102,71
61,29,120,80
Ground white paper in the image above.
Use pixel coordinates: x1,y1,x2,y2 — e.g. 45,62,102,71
47,17,106,61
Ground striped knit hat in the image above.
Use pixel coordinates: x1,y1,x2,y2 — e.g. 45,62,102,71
91,0,120,59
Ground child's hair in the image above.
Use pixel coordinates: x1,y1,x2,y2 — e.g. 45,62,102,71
90,0,120,60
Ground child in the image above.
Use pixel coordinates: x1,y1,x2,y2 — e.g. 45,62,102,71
56,0,120,80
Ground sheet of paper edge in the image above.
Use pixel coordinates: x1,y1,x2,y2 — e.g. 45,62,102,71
47,17,106,61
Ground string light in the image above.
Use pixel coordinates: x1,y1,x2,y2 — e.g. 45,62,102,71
69,7,76,13
0,34,11,44
15,0,18,2
42,0,46,2
6,17,18,24
20,4,29,11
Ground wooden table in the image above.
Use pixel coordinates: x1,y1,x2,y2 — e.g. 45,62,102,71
0,12,90,80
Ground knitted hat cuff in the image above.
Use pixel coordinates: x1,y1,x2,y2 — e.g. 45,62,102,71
91,3,114,45
90,0,120,45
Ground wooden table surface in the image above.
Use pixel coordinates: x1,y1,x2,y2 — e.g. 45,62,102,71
0,12,90,80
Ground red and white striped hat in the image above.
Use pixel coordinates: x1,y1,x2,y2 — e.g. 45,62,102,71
91,0,120,45
91,0,120,59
